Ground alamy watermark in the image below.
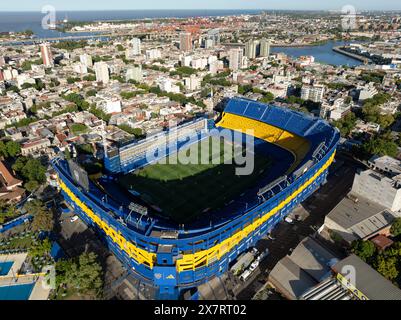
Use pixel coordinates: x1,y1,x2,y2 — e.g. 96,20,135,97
341,5,358,31
41,5,56,30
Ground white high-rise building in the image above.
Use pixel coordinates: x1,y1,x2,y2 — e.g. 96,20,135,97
184,74,201,91
301,84,326,103
145,49,162,61
157,77,180,93
131,38,141,55
229,48,244,71
94,62,110,84
245,40,257,59
191,57,208,70
73,63,88,75
80,54,93,68
209,61,219,74
205,39,214,49
260,39,271,57
126,66,143,83
181,55,192,67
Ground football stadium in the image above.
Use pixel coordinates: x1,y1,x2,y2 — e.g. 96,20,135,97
51,97,340,299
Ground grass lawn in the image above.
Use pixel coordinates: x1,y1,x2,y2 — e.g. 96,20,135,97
118,136,272,223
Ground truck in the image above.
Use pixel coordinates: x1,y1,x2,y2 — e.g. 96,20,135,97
240,270,252,282
230,252,255,277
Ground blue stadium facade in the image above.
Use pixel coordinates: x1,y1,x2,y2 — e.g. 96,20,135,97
51,97,340,299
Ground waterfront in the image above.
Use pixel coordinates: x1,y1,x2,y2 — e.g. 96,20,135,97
272,40,363,67
0,10,261,38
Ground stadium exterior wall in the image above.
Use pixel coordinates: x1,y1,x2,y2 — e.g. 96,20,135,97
51,100,340,299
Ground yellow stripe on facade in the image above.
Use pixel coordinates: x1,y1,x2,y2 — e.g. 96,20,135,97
57,148,335,273
175,151,335,271
57,178,156,269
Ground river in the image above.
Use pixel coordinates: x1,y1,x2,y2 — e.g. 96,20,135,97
272,40,363,67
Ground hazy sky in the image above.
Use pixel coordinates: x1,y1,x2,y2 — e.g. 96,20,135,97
1,0,401,12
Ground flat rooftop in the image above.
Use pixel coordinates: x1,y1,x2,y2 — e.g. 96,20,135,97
326,193,401,239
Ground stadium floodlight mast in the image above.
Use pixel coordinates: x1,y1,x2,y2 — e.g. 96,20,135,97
127,202,148,228
258,175,288,200
312,142,327,162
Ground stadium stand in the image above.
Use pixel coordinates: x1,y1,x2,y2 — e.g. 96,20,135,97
51,97,340,299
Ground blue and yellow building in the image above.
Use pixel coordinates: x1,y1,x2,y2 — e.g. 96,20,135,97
51,97,340,299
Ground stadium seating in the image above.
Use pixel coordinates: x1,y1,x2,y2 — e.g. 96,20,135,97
217,112,310,171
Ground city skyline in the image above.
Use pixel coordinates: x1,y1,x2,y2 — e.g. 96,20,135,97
1,0,401,12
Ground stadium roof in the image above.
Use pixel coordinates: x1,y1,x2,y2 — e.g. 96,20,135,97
333,255,401,300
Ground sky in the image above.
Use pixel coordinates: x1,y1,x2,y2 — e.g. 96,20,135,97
0,0,401,12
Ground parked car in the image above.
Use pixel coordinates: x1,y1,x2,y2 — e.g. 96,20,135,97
249,260,259,272
251,247,259,255
285,217,294,224
70,215,79,223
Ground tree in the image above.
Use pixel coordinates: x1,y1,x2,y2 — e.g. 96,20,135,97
362,136,398,158
24,180,39,193
71,124,89,135
351,240,376,262
86,89,97,97
12,157,47,184
31,208,54,232
374,255,399,281
0,140,21,158
390,218,401,237
29,238,52,258
5,141,21,158
24,199,54,232
332,112,357,137
65,252,103,296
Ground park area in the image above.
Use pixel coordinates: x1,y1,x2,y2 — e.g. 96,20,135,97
118,136,272,223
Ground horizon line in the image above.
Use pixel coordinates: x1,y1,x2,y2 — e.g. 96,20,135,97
1,9,401,13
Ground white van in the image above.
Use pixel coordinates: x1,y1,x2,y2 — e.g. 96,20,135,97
249,260,259,272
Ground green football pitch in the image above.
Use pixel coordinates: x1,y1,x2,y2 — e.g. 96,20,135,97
118,136,272,223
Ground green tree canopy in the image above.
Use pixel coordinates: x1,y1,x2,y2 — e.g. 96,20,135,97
390,218,401,237
24,199,54,232
374,255,399,281
12,157,46,184
63,252,103,296
351,240,376,262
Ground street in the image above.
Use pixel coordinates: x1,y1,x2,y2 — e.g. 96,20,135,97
233,154,362,300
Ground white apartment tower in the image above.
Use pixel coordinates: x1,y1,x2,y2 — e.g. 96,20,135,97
80,54,93,68
245,40,257,59
94,61,110,84
260,39,271,57
229,48,244,71
131,38,141,55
